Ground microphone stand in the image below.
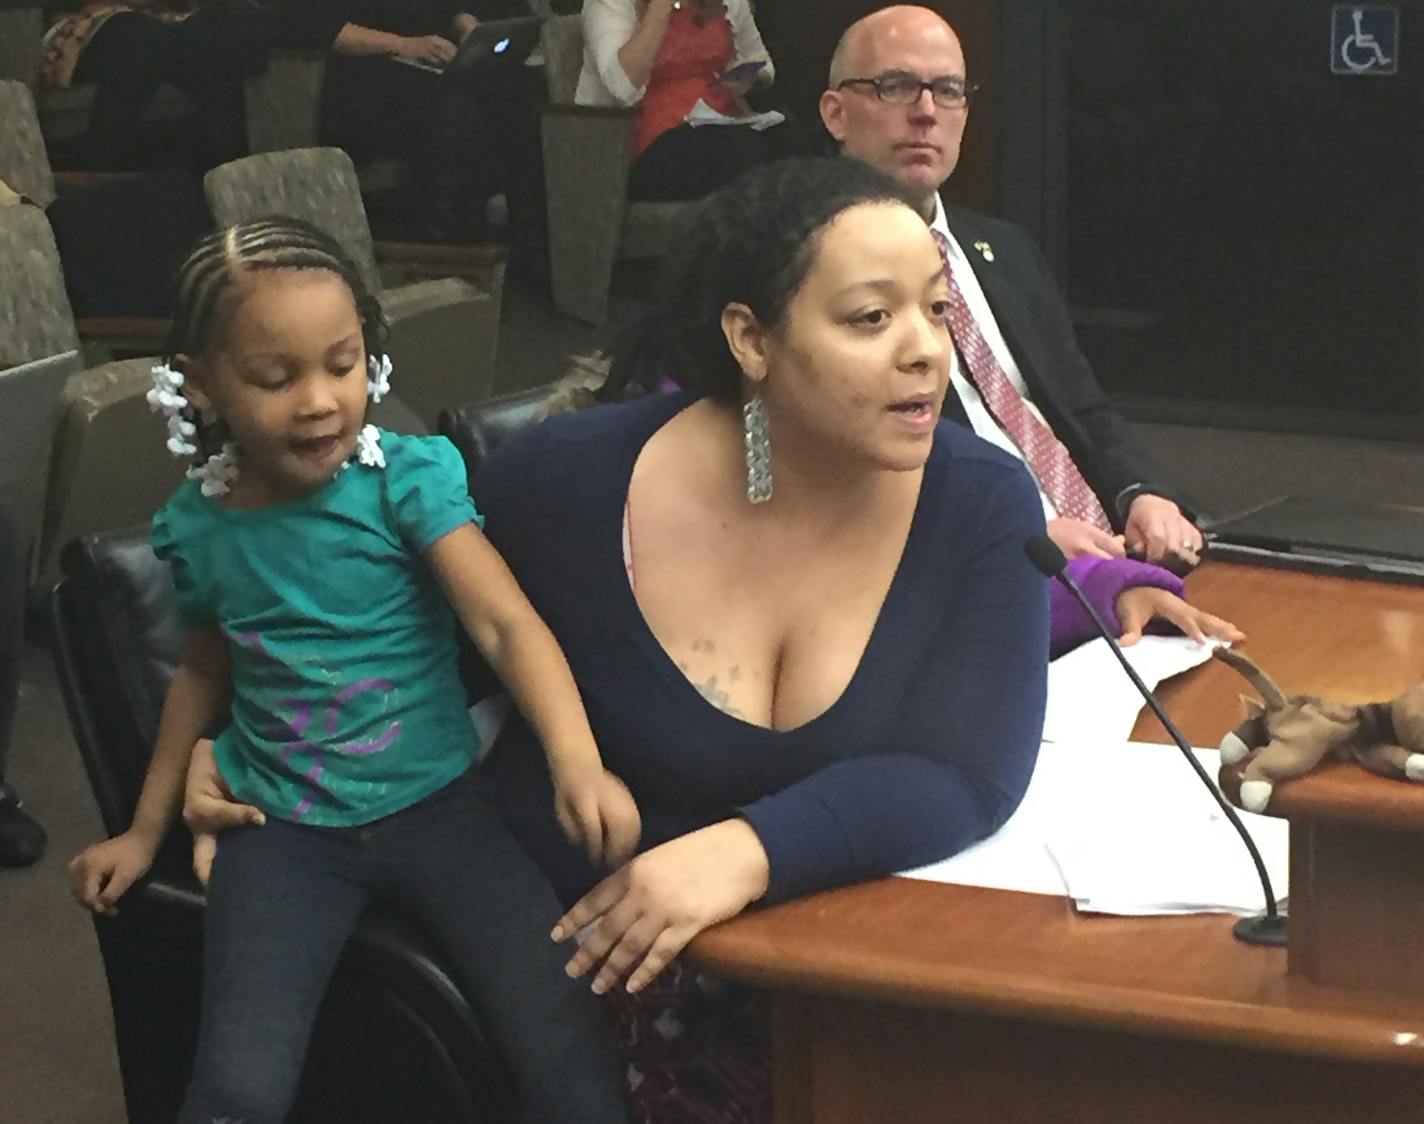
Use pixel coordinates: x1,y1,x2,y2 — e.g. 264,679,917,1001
1039,544,1287,947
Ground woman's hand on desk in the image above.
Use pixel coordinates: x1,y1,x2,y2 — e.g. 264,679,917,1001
1116,587,1245,648
551,818,771,995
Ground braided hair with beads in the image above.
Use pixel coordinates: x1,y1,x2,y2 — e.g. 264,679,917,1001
152,217,391,489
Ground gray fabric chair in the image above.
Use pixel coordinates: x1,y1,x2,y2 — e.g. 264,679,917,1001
0,79,57,207
205,147,506,427
0,85,170,362
33,356,185,595
0,205,81,366
0,208,180,594
242,49,328,154
540,14,688,325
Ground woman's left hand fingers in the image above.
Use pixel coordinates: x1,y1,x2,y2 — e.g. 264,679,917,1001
589,915,663,994
551,869,627,942
1168,605,1209,643
625,928,692,995
562,898,642,980
1197,610,1245,643
1164,602,1244,645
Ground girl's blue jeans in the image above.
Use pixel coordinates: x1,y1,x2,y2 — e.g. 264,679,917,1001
176,768,627,1124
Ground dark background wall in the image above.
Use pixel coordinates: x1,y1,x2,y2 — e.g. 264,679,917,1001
761,0,1424,438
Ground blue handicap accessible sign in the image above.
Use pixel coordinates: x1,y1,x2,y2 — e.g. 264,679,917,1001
1332,5,1400,75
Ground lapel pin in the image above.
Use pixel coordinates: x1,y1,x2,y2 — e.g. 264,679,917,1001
973,240,995,262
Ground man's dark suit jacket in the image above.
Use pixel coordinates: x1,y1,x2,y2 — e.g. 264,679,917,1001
942,204,1187,528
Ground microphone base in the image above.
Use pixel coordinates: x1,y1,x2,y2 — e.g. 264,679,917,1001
1233,912,1289,947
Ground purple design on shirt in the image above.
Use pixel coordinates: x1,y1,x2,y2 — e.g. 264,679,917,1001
234,630,268,656
274,698,327,821
231,631,402,821
328,679,403,756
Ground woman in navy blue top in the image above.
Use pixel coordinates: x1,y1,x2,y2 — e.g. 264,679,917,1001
479,390,1048,905
475,157,1049,1119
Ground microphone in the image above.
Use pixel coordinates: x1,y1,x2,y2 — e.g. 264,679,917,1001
1026,535,1287,947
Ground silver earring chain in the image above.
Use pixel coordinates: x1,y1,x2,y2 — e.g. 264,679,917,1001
743,395,772,504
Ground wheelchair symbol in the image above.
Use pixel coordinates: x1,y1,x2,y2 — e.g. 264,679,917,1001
1340,9,1393,72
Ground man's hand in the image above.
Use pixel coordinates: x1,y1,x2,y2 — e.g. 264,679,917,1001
551,819,769,995
394,34,456,66
1047,517,1126,561
553,763,642,870
1123,494,1203,567
184,738,264,886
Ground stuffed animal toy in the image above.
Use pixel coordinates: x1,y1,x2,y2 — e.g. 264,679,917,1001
1213,647,1424,812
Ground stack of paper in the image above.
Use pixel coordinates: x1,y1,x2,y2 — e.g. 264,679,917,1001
684,98,786,131
1043,636,1221,743
898,740,1288,918
1046,799,1285,917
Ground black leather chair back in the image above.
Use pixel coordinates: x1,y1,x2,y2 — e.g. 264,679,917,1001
438,384,554,486
51,531,182,836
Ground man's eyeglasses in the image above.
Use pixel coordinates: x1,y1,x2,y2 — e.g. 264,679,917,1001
836,72,976,109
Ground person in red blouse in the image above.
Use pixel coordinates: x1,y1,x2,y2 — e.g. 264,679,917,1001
578,0,784,201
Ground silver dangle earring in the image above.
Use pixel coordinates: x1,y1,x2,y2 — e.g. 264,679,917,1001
743,393,772,504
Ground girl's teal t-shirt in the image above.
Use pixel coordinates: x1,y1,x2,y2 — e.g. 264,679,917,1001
152,430,482,827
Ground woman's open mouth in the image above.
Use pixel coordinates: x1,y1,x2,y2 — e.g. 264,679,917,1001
888,397,935,429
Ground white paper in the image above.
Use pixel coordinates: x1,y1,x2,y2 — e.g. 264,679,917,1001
684,98,785,131
897,740,1288,918
1043,636,1221,744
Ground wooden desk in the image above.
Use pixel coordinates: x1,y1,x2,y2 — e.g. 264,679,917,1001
689,563,1424,1123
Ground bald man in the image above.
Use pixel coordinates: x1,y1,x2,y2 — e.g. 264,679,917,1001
821,6,1202,567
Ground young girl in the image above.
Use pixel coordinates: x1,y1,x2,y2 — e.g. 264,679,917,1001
66,217,634,1124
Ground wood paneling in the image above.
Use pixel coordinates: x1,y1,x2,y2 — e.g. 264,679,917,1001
1288,821,1424,999
771,995,1424,1124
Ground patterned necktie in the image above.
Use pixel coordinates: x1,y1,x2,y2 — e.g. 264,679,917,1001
933,230,1111,529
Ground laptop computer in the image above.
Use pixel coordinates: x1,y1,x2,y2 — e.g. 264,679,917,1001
391,17,544,76
1206,495,1424,585
0,350,82,566
1,351,80,491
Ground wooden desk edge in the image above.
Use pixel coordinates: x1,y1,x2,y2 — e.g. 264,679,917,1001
1220,760,1424,831
689,924,1424,1069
